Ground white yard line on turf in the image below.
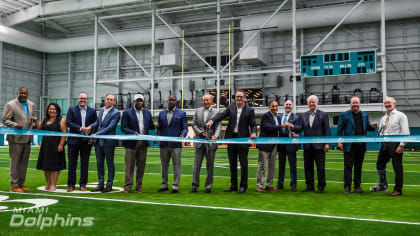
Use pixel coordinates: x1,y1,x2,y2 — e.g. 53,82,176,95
0,166,420,187
0,190,419,226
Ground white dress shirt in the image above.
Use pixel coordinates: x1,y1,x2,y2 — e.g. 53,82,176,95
378,109,410,146
135,108,144,135
102,107,112,122
234,106,243,133
79,106,87,129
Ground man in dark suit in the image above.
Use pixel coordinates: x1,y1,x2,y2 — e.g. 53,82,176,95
256,100,282,193
157,95,188,193
66,92,97,192
301,95,331,193
277,100,302,192
121,94,155,193
206,90,257,194
89,93,120,193
191,94,221,193
337,96,377,195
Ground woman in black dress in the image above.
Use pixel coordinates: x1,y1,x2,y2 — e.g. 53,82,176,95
34,103,67,191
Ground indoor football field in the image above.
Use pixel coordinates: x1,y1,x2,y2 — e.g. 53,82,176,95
0,146,419,235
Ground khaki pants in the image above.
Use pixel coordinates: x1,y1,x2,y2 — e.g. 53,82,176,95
256,146,277,189
9,142,31,188
124,141,148,190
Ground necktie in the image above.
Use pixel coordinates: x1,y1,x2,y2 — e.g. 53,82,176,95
309,112,315,128
282,114,288,133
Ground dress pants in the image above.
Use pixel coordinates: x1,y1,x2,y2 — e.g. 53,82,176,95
344,145,366,188
9,142,31,187
256,147,277,189
303,146,326,190
192,144,216,190
376,142,403,192
67,140,92,187
227,140,250,190
124,141,148,190
95,144,116,188
277,145,297,187
160,147,182,190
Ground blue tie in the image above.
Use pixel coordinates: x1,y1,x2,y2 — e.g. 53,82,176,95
282,114,288,133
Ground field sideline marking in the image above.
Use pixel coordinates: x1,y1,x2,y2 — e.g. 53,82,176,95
0,191,419,226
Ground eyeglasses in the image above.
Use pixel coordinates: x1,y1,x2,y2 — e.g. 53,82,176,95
235,96,244,98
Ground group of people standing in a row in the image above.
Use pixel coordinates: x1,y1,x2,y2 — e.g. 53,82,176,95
2,87,409,196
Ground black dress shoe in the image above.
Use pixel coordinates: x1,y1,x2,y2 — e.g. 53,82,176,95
224,187,238,192
205,189,211,193
303,186,314,192
171,189,179,193
103,186,112,193
317,188,324,193
91,186,104,192
191,188,197,193
344,186,350,195
237,188,246,194
276,184,284,190
158,187,169,192
354,186,364,194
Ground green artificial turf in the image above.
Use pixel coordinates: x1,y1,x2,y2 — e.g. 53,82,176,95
0,147,419,235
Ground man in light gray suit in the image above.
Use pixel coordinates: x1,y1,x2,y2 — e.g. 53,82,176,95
191,94,221,193
2,87,36,192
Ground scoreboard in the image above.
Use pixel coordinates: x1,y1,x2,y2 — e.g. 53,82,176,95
300,50,376,77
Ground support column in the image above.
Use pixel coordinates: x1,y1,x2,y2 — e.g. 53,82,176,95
93,15,98,109
380,0,387,101
0,42,3,110
151,8,156,112
216,0,221,109
68,52,73,108
292,0,297,113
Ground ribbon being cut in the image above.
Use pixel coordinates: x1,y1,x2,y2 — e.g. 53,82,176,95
0,126,419,145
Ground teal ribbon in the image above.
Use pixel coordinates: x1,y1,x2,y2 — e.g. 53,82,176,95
0,126,417,144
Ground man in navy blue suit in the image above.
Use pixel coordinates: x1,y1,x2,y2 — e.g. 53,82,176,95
66,92,97,192
337,96,377,194
277,100,302,192
207,90,257,194
301,95,331,193
256,100,282,193
89,93,120,193
157,95,188,193
121,94,155,193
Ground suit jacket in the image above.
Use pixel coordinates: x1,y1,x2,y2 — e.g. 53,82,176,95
66,105,97,145
2,99,35,144
192,106,221,150
211,104,257,139
336,109,375,152
278,112,303,152
257,111,282,152
157,108,188,149
121,107,155,149
91,106,120,147
301,109,331,150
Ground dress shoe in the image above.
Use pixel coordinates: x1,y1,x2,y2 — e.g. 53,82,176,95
158,187,169,192
290,186,297,192
264,186,277,192
123,189,130,194
19,186,30,191
171,189,179,193
344,186,351,195
103,186,112,193
10,187,23,192
256,188,265,193
91,186,104,192
191,188,197,193
389,191,401,196
303,186,314,192
136,188,146,193
205,189,211,193
80,187,87,192
354,186,364,194
67,187,75,192
237,188,246,194
317,188,325,193
224,187,238,192
276,184,284,190
370,184,387,192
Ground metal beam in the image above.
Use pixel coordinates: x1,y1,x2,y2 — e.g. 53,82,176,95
220,0,289,73
308,0,365,55
45,20,72,34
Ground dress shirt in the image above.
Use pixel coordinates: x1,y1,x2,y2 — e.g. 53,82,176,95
102,107,112,122
167,107,176,126
203,108,209,122
234,106,243,133
378,109,410,146
19,101,28,117
79,106,87,128
135,108,144,134
309,111,316,128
